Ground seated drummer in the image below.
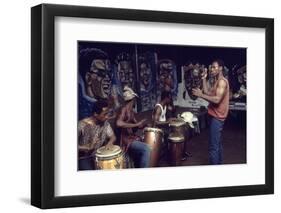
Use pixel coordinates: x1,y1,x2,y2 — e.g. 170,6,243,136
78,100,116,170
116,86,151,168
152,91,173,127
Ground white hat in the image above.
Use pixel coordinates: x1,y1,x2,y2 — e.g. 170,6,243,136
123,86,138,101
179,112,194,128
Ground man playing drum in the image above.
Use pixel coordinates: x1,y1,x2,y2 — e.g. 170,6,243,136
116,86,151,168
78,100,116,170
152,91,173,127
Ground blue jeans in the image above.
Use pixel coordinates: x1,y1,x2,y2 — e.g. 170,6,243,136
128,141,151,168
78,156,94,170
209,117,224,165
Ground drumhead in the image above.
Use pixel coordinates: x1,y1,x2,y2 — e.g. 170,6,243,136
169,118,186,127
96,145,122,158
144,127,163,134
168,134,185,143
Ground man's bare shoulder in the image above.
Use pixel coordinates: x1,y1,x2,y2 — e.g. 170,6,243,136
79,117,93,125
218,78,228,88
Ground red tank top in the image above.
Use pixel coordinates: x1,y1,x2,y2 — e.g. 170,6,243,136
207,77,230,121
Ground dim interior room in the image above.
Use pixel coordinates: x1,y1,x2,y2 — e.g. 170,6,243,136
0,0,280,213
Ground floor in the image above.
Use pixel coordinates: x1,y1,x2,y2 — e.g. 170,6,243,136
134,108,247,167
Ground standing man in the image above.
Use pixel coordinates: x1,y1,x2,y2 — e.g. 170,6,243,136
116,86,151,168
78,100,116,170
192,59,229,164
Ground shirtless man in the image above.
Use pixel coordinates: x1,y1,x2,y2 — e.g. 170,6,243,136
192,59,229,164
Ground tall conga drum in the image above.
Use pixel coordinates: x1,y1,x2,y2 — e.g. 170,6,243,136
170,117,191,156
95,145,125,170
143,127,163,167
168,134,185,166
169,118,187,137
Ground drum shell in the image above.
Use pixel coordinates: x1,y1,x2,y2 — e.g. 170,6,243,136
168,136,184,166
169,120,188,137
169,120,191,149
95,148,125,170
144,128,163,167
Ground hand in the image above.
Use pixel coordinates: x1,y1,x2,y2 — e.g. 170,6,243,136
192,88,203,97
138,119,147,128
201,68,208,80
105,143,113,150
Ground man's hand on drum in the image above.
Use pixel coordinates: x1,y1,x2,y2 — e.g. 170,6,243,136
105,142,114,150
137,119,147,129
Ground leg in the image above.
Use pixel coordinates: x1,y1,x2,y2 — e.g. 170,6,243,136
208,117,224,165
78,157,94,170
128,141,151,168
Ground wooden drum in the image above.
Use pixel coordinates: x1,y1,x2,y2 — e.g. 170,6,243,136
143,127,163,167
168,134,185,166
169,118,187,137
95,145,125,170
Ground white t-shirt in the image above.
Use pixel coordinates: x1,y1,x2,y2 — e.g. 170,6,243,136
155,103,167,122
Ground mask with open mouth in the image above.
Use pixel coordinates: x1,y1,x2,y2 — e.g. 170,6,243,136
89,59,112,99
184,63,204,100
115,53,135,92
158,59,175,92
139,62,151,90
80,48,113,100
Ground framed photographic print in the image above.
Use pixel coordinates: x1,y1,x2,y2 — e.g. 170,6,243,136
31,3,274,209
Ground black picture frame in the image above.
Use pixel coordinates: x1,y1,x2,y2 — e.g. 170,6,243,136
31,3,274,209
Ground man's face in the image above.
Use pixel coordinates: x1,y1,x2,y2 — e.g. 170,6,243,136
86,58,112,99
165,95,172,104
210,61,222,77
117,60,134,89
95,107,110,123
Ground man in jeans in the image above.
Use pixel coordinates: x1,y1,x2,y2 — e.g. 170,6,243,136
192,59,229,164
116,86,151,168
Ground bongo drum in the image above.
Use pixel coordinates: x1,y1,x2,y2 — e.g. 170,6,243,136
95,145,125,170
168,134,185,166
143,127,163,167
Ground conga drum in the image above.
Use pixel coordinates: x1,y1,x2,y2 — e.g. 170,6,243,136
95,145,125,170
169,118,187,137
170,117,191,153
143,127,163,167
168,134,185,166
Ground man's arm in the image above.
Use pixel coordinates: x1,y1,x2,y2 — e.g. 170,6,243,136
78,120,90,152
152,106,161,127
201,69,211,95
202,78,211,95
105,125,116,149
193,79,227,104
116,108,145,128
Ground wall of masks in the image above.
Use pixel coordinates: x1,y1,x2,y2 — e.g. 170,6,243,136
78,41,246,120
